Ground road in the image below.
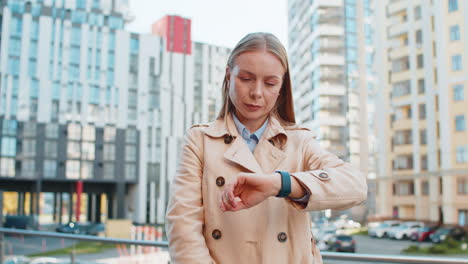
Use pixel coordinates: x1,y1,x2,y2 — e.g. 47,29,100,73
4,233,77,256
324,235,468,264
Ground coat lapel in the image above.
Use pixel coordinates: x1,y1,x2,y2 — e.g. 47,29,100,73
205,114,263,173
224,136,263,173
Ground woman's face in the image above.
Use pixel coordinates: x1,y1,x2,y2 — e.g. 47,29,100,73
228,51,285,127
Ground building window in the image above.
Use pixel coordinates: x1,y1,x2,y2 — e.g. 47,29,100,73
421,155,428,170
454,84,464,101
422,180,429,195
125,163,136,181
22,139,36,158
459,210,468,227
456,145,468,163
68,123,82,140
394,181,415,196
2,120,18,135
67,142,81,159
393,155,413,170
43,160,57,178
414,6,421,20
394,130,412,145
392,80,411,97
104,127,116,142
80,161,93,179
419,104,426,120
23,122,37,137
44,140,57,158
450,25,460,41
415,30,422,45
455,115,466,131
82,142,95,160
21,159,35,178
66,160,80,179
392,56,410,72
457,178,468,194
125,145,136,162
45,123,59,138
126,129,137,144
103,144,115,161
82,125,96,141
417,54,424,68
0,158,15,177
103,163,114,179
420,129,427,145
452,55,462,71
418,79,425,94
1,137,17,157
449,0,458,12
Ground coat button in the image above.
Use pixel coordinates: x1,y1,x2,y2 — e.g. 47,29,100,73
318,172,329,179
216,176,225,187
212,229,222,240
278,232,287,243
224,135,233,144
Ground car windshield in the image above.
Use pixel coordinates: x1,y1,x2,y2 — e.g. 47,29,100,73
336,235,353,241
436,228,450,235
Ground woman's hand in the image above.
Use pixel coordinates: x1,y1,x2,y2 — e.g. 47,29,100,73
219,172,281,212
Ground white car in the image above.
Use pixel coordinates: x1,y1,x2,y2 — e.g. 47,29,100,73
368,220,400,238
388,222,424,240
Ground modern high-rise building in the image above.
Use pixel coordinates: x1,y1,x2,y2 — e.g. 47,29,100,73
193,42,231,124
374,0,468,225
288,0,376,219
0,1,228,226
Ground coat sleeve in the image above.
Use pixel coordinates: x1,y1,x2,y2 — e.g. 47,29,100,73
287,132,368,211
165,128,215,263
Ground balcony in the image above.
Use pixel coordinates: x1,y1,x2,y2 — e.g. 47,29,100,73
387,0,407,15
388,22,409,38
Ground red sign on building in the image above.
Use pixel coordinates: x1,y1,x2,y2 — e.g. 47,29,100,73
152,15,192,55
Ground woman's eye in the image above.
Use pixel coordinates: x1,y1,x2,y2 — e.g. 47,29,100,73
240,77,251,81
265,83,276,87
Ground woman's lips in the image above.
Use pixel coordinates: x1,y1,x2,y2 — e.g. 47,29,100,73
245,103,262,111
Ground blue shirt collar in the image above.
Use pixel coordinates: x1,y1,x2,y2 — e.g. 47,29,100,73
232,113,269,143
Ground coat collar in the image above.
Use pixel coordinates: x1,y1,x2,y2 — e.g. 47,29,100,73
204,113,288,141
204,114,288,173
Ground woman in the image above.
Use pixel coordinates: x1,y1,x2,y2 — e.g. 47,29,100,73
166,32,367,264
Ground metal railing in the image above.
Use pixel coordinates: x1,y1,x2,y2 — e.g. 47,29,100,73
1,228,467,264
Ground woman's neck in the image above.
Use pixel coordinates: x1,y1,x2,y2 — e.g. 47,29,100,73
233,112,268,133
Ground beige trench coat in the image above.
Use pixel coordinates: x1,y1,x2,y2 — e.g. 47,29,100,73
166,114,367,264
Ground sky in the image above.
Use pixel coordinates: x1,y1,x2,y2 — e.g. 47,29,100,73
125,0,289,49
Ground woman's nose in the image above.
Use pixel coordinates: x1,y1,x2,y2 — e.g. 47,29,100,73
250,81,263,98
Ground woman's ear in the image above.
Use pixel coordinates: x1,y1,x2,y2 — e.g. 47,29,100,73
225,66,231,82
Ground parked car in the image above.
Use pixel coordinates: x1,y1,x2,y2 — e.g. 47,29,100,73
410,226,438,242
3,215,38,230
431,226,466,243
388,221,424,240
368,220,400,238
314,227,337,243
55,222,105,235
327,235,356,253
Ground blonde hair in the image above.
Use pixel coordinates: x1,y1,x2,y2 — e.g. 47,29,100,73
217,32,296,126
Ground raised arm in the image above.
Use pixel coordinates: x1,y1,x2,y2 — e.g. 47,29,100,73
287,133,368,211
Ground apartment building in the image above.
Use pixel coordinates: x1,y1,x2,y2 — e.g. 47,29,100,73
374,0,468,225
288,0,376,219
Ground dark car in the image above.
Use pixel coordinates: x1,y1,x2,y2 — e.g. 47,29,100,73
431,226,466,243
56,222,105,235
3,215,38,230
328,235,356,253
410,226,438,242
